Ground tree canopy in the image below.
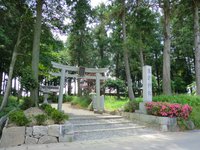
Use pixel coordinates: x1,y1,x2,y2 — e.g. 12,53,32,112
1,0,200,108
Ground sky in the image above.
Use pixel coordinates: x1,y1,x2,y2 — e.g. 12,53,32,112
56,0,108,42
91,0,108,8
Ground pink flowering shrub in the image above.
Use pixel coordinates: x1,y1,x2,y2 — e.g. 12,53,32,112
145,102,192,120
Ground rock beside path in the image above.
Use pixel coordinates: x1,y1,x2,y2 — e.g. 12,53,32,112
0,126,25,148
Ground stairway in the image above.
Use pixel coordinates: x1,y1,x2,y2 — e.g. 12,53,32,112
68,114,158,141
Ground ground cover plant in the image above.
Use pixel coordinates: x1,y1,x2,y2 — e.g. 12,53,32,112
6,103,69,126
68,96,92,109
40,104,69,124
0,96,20,118
9,110,30,126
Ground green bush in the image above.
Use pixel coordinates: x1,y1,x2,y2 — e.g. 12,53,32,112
103,79,127,95
40,103,51,110
51,110,68,124
20,97,34,110
190,106,200,128
63,95,73,102
9,110,30,126
35,114,47,125
71,96,91,108
124,100,140,112
40,104,56,115
0,96,20,117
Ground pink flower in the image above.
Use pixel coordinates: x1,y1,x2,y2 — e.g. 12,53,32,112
145,102,192,120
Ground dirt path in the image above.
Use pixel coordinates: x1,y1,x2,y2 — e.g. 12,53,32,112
51,103,103,117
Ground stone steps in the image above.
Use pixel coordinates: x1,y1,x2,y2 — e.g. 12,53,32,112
74,126,155,141
68,114,157,141
69,115,123,120
69,116,129,125
73,122,142,131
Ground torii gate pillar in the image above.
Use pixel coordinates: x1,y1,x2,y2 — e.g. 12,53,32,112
57,69,66,111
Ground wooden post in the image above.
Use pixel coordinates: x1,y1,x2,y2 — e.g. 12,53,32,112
96,73,101,113
58,69,66,111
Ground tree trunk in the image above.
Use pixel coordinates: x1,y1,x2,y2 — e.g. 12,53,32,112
0,71,2,95
115,53,120,99
122,0,135,100
77,78,82,96
139,32,144,68
30,0,43,106
74,78,77,95
140,49,144,68
155,52,161,94
0,25,23,111
2,73,6,94
162,0,171,95
17,77,22,101
68,78,72,95
194,1,200,95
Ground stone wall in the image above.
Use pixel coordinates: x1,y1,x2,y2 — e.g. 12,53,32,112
116,112,179,132
0,122,74,148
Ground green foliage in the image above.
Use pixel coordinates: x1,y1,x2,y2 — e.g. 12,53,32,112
21,67,38,91
71,96,92,108
190,106,200,128
40,103,68,124
177,118,188,130
63,95,73,102
40,104,56,116
103,79,127,95
40,103,51,110
9,110,30,126
51,110,68,124
34,114,47,125
104,96,129,111
20,97,34,110
152,94,200,106
124,100,140,113
0,96,20,117
66,0,92,66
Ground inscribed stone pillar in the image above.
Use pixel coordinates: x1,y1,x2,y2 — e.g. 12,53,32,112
139,65,152,114
142,65,152,102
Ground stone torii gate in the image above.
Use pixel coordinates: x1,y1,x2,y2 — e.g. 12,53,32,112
50,62,108,113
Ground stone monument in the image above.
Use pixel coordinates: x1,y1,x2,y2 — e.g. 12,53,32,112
139,65,152,114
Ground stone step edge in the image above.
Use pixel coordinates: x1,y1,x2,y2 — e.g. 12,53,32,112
69,116,123,120
74,126,146,133
72,121,134,126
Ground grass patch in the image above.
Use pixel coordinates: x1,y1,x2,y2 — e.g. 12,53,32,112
104,96,129,111
152,94,200,106
70,96,92,108
65,95,129,111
